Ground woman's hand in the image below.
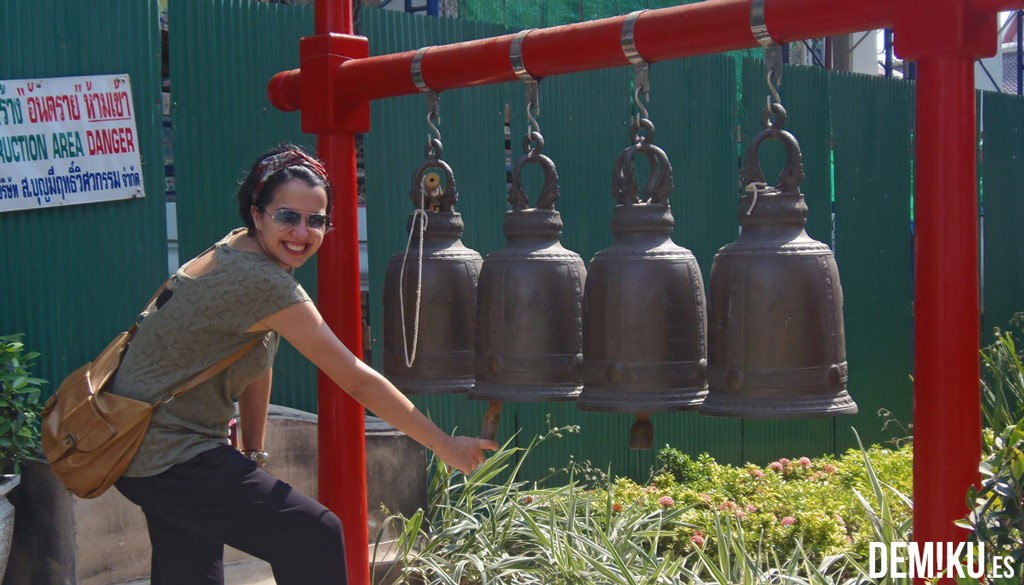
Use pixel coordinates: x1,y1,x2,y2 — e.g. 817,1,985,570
263,303,502,473
436,436,500,475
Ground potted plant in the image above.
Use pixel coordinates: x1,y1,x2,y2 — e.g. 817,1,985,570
0,333,45,581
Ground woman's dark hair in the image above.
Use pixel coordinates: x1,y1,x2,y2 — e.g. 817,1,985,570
237,143,333,236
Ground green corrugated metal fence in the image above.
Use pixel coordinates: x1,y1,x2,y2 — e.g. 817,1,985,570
169,0,319,412
461,0,683,29
981,92,1024,342
0,0,166,391
830,71,915,452
7,2,1024,484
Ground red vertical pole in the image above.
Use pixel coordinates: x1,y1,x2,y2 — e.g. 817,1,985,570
912,55,981,582
313,2,371,584
895,2,994,581
317,133,369,585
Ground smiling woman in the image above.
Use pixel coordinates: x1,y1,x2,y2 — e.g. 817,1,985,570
249,179,329,269
105,143,498,585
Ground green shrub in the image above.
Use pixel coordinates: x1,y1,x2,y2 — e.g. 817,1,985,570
0,333,46,474
962,421,1024,576
980,320,1024,442
377,424,913,584
961,322,1024,578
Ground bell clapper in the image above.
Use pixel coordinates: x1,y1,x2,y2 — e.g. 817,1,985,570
629,413,654,451
480,400,504,442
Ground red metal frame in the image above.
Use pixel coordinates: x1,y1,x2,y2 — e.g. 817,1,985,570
273,1,1017,583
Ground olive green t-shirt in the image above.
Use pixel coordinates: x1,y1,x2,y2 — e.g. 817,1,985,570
111,229,311,477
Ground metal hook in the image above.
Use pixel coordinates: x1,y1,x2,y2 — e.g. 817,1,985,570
764,43,784,106
426,109,442,143
750,0,783,106
632,85,650,123
511,29,542,137
525,101,541,135
766,67,782,106
622,10,651,125
412,47,443,150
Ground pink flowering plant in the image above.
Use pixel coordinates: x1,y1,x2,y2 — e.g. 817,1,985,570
605,442,912,566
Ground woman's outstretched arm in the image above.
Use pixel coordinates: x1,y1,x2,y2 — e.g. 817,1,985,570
258,301,497,474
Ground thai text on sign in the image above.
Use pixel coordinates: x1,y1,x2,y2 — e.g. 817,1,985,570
0,73,145,213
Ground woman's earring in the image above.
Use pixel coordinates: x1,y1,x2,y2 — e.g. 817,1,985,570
251,205,263,230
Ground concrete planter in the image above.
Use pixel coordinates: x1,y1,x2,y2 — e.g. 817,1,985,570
0,474,19,583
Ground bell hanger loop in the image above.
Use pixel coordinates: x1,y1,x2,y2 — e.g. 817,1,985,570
618,9,651,131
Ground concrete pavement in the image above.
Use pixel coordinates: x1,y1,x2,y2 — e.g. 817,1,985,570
116,559,274,585
115,542,402,585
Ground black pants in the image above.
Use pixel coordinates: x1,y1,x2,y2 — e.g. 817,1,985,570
116,445,347,585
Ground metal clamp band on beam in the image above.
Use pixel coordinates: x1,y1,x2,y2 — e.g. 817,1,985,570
411,46,433,92
510,29,536,82
750,0,773,47
621,10,650,94
621,10,647,65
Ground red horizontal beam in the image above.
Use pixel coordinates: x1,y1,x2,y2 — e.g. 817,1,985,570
271,0,896,111
340,0,893,101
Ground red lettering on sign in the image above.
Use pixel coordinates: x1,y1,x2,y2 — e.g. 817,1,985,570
86,127,135,155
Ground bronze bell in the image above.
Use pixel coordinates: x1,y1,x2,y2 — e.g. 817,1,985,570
700,104,857,418
382,145,483,394
470,131,586,406
579,119,708,448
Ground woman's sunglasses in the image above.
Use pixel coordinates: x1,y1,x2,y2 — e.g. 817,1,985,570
265,208,332,232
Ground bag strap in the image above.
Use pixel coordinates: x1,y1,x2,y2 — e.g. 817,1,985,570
125,242,222,340
138,237,259,409
123,279,173,340
152,338,262,408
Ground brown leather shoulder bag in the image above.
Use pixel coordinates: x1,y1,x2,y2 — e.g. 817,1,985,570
41,256,258,498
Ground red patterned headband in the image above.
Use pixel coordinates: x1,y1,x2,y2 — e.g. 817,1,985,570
251,149,329,203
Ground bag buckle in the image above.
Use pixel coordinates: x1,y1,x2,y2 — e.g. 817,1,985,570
153,393,175,408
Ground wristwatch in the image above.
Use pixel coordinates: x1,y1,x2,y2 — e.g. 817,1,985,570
242,449,270,468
